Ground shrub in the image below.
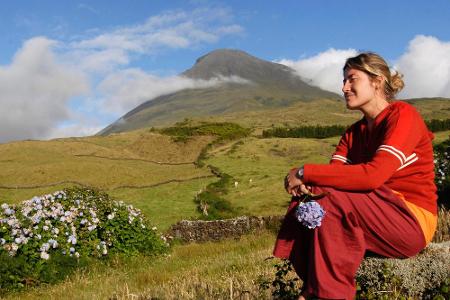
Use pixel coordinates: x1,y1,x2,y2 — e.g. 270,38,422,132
434,137,450,206
258,259,298,299
356,261,408,299
262,119,450,139
425,118,450,132
262,124,347,139
160,122,251,142
195,142,212,168
0,187,169,293
194,166,239,220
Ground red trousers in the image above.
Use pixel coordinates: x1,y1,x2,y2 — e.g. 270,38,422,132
273,185,425,300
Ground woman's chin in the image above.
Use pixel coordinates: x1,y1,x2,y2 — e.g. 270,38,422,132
346,102,358,110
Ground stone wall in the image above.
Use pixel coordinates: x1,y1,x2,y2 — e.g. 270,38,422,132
167,215,283,243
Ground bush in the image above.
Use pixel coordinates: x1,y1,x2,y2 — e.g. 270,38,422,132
262,125,347,139
0,187,169,293
262,118,450,140
194,166,239,220
434,137,450,206
258,259,301,299
426,118,450,132
160,122,251,142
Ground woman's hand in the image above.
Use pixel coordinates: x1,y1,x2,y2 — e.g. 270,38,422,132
284,168,311,197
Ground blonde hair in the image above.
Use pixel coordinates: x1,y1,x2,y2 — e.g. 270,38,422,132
343,52,404,100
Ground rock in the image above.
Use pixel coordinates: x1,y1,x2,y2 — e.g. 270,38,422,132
357,242,450,298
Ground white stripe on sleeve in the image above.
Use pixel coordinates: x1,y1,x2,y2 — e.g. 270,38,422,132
377,147,404,165
331,154,352,164
377,145,406,162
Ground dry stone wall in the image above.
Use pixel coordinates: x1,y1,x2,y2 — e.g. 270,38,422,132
167,215,283,243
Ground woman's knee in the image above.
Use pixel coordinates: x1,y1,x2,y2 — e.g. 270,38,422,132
311,186,353,212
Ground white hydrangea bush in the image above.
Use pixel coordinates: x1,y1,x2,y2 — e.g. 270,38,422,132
0,188,169,262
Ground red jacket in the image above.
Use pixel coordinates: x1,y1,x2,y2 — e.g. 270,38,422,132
303,101,437,214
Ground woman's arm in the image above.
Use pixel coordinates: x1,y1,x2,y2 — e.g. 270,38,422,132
304,151,399,190
304,103,425,191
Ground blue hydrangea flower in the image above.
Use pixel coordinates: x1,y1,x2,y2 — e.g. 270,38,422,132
296,201,326,229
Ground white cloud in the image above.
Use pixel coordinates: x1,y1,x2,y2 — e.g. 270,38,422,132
0,37,89,143
46,122,103,140
0,7,245,142
278,37,450,99
395,35,450,98
98,68,250,114
277,48,358,94
70,8,244,73
77,3,99,14
68,48,130,73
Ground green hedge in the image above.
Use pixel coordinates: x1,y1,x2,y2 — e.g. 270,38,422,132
194,166,239,220
262,125,347,139
160,122,251,142
426,118,450,132
262,118,450,139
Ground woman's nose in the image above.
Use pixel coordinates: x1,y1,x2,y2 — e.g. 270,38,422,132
342,81,350,93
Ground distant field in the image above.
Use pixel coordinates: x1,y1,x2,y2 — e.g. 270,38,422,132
109,177,216,230
205,136,337,217
191,98,450,131
1,124,449,232
0,131,214,229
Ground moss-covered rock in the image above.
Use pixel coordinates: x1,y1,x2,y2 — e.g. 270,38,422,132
357,242,450,299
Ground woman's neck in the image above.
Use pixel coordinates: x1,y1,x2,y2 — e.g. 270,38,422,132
362,98,390,130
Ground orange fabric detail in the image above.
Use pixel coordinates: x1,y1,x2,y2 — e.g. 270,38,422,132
392,190,437,244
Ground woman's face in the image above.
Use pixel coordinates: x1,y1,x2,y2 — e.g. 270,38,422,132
342,68,378,111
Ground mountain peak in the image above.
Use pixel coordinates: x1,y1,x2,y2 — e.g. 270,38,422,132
194,48,257,65
182,48,294,84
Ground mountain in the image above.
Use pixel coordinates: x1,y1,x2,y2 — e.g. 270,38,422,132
182,49,322,90
99,49,341,135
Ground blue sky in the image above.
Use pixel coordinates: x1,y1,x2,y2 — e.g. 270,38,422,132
1,0,450,142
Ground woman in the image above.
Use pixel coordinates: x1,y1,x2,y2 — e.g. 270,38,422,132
274,52,437,300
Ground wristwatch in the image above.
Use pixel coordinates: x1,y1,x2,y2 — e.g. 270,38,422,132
296,167,304,179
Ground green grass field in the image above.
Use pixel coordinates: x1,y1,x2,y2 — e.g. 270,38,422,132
205,136,337,217
0,114,449,298
1,127,449,229
5,231,279,300
0,130,217,232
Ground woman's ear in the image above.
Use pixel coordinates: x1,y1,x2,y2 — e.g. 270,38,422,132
373,75,384,90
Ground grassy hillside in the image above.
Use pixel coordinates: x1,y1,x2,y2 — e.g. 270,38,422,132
204,136,337,216
194,98,450,130
2,125,449,230
101,86,341,134
0,130,216,229
1,120,449,299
